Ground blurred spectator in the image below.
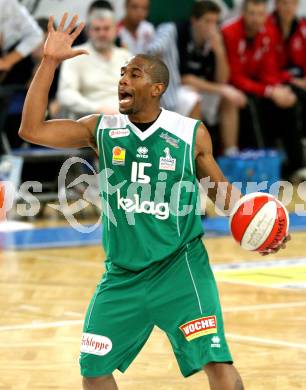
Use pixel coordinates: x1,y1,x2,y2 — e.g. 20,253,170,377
31,18,60,119
214,0,274,21
222,0,306,179
148,1,246,155
57,9,131,116
0,0,43,151
117,0,155,54
88,0,114,13
146,22,200,118
214,0,244,20
0,0,43,78
268,0,306,136
74,0,116,46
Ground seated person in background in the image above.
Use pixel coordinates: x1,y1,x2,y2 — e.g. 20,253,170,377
214,0,274,21
176,1,246,156
74,0,116,46
0,0,43,151
267,0,306,136
222,0,306,180
0,0,43,78
57,9,131,116
88,0,114,14
146,22,201,121
117,0,155,54
147,1,246,156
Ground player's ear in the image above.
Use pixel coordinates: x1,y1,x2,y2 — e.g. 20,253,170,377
151,83,165,98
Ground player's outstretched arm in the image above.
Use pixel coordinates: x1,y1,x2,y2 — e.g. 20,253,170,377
195,123,241,215
195,123,290,254
19,13,96,149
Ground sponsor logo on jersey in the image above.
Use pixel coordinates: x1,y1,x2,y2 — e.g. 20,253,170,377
109,128,130,138
117,189,169,220
112,146,126,165
179,315,217,341
160,132,180,148
159,147,176,171
211,335,221,348
80,333,112,356
136,146,149,159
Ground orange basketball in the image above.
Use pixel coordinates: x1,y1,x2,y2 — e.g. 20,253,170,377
229,192,289,252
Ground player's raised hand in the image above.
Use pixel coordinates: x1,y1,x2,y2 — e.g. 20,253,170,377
44,13,88,63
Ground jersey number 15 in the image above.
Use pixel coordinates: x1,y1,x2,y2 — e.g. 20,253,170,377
131,162,152,183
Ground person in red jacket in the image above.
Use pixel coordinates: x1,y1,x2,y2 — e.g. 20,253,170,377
268,0,306,136
222,0,305,181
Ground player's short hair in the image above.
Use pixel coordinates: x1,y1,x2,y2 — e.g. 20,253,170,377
135,54,169,94
191,0,221,19
88,0,113,13
243,0,267,8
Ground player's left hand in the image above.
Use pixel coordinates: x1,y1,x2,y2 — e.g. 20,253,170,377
259,234,291,256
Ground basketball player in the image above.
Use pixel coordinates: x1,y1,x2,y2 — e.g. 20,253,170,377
19,14,289,390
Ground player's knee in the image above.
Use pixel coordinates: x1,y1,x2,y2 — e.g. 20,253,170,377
203,362,244,387
82,374,115,389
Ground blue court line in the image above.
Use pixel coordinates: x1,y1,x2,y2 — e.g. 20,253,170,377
1,213,305,251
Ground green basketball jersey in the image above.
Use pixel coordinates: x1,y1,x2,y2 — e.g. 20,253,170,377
95,108,204,271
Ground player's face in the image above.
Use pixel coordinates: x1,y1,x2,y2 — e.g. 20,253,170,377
276,0,299,23
118,57,156,115
126,0,150,26
88,17,116,51
191,12,220,45
243,2,268,36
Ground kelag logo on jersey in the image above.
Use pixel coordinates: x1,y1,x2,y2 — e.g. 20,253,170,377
117,189,169,220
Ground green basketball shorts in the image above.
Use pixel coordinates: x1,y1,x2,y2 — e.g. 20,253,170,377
79,238,233,378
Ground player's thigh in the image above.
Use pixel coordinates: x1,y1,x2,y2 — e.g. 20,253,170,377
150,239,232,377
80,267,154,377
176,85,201,117
200,93,221,126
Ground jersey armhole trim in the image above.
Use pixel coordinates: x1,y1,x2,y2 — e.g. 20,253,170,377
94,114,104,147
192,120,202,175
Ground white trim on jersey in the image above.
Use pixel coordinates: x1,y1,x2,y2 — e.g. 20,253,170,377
126,109,166,142
100,124,110,231
177,142,187,237
99,108,198,147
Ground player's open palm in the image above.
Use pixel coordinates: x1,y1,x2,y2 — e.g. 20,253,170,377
44,13,88,63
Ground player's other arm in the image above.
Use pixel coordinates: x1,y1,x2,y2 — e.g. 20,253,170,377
19,14,96,149
195,123,241,215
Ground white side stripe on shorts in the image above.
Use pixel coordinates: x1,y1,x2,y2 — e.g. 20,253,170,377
185,250,203,315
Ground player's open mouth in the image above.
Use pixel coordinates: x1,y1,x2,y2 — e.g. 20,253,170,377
119,91,134,106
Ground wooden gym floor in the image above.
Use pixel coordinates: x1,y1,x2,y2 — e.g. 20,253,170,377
0,230,305,389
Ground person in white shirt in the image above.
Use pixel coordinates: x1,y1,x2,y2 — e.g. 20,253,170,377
57,9,131,116
0,0,43,73
117,0,155,54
